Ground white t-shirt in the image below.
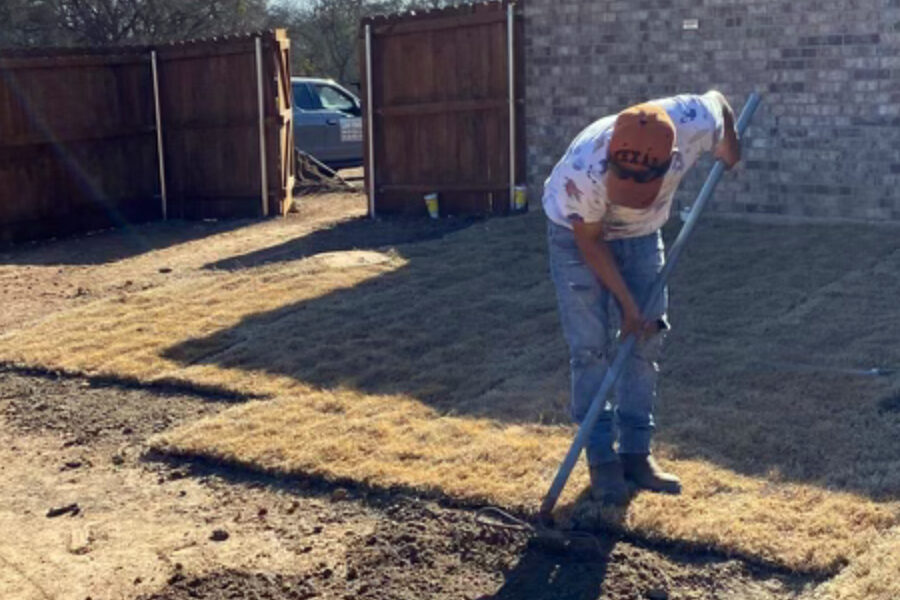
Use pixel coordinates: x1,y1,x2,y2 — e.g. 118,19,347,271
542,93,725,240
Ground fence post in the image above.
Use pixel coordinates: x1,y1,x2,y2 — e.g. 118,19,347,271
365,23,376,219
507,2,516,212
255,35,269,217
151,50,168,220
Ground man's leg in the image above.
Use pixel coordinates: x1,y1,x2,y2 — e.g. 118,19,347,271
613,231,681,494
547,221,628,504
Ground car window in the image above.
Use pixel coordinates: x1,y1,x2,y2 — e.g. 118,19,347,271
314,84,356,114
293,84,319,110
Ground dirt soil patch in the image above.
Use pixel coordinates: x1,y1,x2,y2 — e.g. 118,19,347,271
1,366,813,600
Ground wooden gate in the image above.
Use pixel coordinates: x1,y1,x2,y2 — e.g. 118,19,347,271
156,30,294,219
360,1,525,217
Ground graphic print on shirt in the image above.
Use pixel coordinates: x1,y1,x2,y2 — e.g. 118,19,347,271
680,97,706,124
593,132,610,154
564,178,583,203
680,107,697,123
586,159,608,185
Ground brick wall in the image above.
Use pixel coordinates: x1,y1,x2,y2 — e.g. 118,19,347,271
524,0,900,221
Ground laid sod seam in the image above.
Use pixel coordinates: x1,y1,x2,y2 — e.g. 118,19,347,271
0,361,263,402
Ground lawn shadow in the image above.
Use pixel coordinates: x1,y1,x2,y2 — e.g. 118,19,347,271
204,214,482,271
0,218,253,265
160,214,900,499
164,211,563,424
479,542,609,600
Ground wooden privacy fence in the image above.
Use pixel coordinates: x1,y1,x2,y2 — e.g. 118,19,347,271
360,1,525,217
156,31,294,220
0,30,294,244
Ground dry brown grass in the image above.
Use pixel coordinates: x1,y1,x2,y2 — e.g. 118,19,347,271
810,527,900,600
1,195,898,580
0,192,368,334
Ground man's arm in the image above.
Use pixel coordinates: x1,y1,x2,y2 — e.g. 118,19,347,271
571,219,650,338
706,90,741,169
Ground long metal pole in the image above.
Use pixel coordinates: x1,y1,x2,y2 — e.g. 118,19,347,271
255,36,269,217
507,3,516,211
151,51,167,220
365,24,376,219
539,93,762,519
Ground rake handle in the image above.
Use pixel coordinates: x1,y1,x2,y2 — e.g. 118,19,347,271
539,92,762,520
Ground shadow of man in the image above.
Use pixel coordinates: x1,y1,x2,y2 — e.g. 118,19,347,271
479,545,610,600
480,488,632,600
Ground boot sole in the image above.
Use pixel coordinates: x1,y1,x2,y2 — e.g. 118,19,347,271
627,480,681,495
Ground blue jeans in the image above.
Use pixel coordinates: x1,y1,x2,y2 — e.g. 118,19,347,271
547,220,669,466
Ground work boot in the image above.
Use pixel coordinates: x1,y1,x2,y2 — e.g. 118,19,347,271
620,453,682,494
589,459,631,506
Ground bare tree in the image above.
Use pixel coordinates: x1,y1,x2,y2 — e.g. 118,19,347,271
51,0,144,44
274,0,415,86
0,0,466,66
0,0,59,46
0,0,269,47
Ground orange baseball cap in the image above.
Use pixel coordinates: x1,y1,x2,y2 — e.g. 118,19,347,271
606,103,676,209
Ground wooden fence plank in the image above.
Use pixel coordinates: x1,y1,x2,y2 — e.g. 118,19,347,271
0,126,157,148
370,9,506,36
0,55,149,70
378,98,507,117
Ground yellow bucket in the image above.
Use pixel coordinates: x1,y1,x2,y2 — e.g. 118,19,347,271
424,192,439,219
513,185,527,211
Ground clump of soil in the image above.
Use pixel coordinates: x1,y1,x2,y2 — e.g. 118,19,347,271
0,366,225,445
137,494,812,600
141,570,314,600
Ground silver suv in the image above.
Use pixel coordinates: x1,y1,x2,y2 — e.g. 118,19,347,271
292,77,363,169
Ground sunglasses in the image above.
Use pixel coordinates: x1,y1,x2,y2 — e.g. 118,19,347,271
607,156,672,184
